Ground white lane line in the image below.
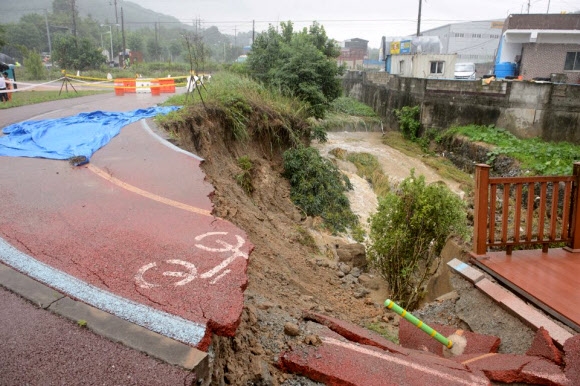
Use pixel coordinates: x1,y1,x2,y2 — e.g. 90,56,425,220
322,337,489,386
0,237,207,347
141,119,205,161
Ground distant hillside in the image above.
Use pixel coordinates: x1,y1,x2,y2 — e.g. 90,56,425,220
4,0,184,28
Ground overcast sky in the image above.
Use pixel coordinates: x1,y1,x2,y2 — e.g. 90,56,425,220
130,0,579,47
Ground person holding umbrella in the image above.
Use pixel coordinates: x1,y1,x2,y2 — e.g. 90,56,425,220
0,72,8,102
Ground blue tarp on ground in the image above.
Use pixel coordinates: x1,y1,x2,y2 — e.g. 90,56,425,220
0,106,180,163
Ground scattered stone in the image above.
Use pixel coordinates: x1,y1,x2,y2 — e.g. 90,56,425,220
316,259,330,268
525,326,564,365
256,301,276,311
358,274,381,291
284,322,301,337
335,242,367,269
337,271,345,278
250,345,265,355
350,267,362,278
339,263,352,274
304,334,322,346
435,290,460,303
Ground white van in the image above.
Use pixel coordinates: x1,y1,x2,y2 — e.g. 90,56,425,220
454,62,476,80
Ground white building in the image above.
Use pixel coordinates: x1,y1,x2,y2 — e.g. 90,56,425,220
421,20,504,64
389,54,457,79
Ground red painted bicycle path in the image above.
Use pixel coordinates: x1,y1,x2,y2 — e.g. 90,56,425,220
0,94,252,351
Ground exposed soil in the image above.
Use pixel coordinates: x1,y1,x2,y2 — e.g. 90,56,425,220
163,109,562,385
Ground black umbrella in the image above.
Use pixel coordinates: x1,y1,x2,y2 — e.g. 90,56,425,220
0,62,9,72
0,53,16,64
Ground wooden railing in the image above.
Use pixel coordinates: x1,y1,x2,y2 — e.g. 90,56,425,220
472,163,580,256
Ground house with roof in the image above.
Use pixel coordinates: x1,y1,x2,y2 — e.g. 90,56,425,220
495,13,580,83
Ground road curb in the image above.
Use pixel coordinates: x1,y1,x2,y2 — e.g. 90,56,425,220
0,262,208,376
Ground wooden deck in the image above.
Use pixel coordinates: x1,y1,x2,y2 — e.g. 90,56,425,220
471,248,580,332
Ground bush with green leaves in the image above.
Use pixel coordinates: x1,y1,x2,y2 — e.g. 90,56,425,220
441,124,580,175
367,170,468,310
247,21,343,119
23,50,45,80
283,146,358,233
394,105,421,141
51,34,106,71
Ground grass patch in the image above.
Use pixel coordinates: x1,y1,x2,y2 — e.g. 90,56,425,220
158,72,310,147
382,131,474,192
330,97,379,117
441,125,580,175
346,152,391,198
317,112,382,133
294,225,318,250
235,156,254,194
367,322,398,343
309,97,382,134
0,90,108,109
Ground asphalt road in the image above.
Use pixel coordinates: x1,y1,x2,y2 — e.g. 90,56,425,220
0,90,212,385
0,286,196,386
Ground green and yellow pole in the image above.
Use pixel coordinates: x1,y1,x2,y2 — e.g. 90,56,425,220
384,299,453,349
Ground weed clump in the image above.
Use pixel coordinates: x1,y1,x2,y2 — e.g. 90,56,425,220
283,147,359,234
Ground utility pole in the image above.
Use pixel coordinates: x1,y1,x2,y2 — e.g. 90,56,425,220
114,0,119,24
44,9,52,63
71,0,78,41
527,0,531,14
155,21,159,61
416,0,422,37
547,0,551,13
252,20,255,45
121,7,126,67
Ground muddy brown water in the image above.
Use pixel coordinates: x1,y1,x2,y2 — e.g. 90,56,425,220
314,131,465,226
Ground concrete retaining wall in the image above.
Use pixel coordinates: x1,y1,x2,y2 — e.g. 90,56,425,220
343,71,580,143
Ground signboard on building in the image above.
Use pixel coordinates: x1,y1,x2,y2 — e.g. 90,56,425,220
390,41,400,55
491,21,504,29
400,40,411,54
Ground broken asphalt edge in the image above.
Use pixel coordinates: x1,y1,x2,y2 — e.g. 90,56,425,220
0,262,209,378
447,258,574,348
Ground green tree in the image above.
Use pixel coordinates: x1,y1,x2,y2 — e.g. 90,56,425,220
52,34,105,70
146,37,162,61
4,22,44,55
23,50,45,80
0,25,6,50
367,171,468,310
247,21,343,119
127,33,144,53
